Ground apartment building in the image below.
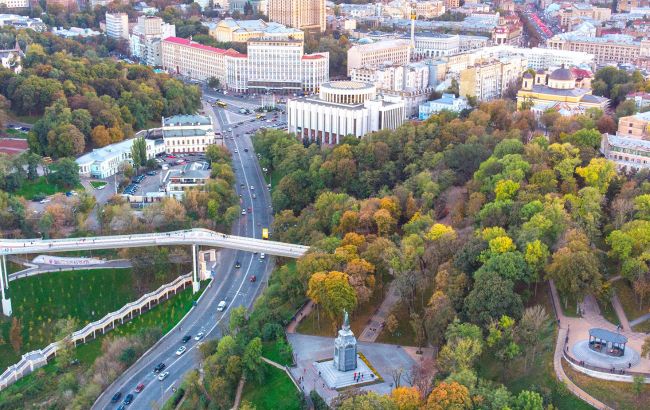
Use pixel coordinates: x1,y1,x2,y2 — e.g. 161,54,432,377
0,0,28,8
130,15,176,66
443,0,459,8
618,0,650,13
162,114,216,154
212,18,304,43
161,37,328,93
288,81,405,144
459,57,526,101
547,32,650,66
559,3,611,31
268,0,325,32
105,12,129,40
602,111,650,170
347,39,411,75
413,33,488,58
492,14,522,46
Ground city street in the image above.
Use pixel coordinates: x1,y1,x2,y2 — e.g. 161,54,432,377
92,101,277,409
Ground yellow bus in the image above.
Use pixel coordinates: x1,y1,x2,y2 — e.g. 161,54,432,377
262,228,269,240
216,101,227,108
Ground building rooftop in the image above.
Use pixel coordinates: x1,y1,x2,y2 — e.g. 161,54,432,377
324,81,373,90
76,139,134,165
163,128,212,138
350,39,411,52
163,37,246,58
162,114,212,127
608,133,650,150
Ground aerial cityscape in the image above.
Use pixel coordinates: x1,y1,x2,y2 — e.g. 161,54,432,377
0,0,650,409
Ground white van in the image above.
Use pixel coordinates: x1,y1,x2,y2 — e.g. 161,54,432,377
217,301,227,311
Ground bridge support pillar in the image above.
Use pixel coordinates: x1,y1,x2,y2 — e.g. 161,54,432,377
192,244,200,294
0,255,12,317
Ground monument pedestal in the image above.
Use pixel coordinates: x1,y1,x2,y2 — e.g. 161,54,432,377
2,297,12,317
315,355,378,389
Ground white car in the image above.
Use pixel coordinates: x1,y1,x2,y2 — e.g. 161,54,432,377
234,149,238,153
260,253,265,259
194,332,204,341
39,198,50,204
158,371,169,381
217,300,227,311
250,185,254,190
241,209,246,215
176,346,187,356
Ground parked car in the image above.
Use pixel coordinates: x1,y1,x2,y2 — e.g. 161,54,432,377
157,371,170,381
182,335,192,343
111,392,122,403
123,394,134,405
176,346,187,356
134,383,145,393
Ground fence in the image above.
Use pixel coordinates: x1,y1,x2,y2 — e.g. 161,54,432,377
0,273,193,390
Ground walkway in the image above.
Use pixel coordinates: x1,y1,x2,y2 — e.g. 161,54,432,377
8,259,131,282
548,280,613,410
286,300,313,334
358,282,400,343
630,312,650,327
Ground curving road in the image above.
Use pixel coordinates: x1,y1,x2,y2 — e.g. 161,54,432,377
92,102,283,410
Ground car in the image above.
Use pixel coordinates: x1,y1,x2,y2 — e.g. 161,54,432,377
39,198,50,204
234,149,238,153
153,362,166,373
250,185,254,190
111,392,122,403
241,209,246,215
227,128,232,132
250,275,256,282
135,383,145,393
182,335,192,343
217,300,227,311
123,394,134,405
158,371,170,381
244,148,248,152
252,193,256,199
176,346,187,356
235,261,241,268
247,207,252,212
260,253,266,259
194,331,204,341
166,155,176,159
146,170,157,176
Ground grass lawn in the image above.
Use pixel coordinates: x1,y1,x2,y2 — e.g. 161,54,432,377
262,340,292,366
11,114,39,124
4,128,27,138
612,280,648,321
376,283,434,346
563,361,650,410
0,284,204,410
13,176,82,200
241,363,302,410
89,180,108,189
633,320,650,333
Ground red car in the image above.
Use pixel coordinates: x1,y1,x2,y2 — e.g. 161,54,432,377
250,275,257,282
166,154,176,159
135,383,145,393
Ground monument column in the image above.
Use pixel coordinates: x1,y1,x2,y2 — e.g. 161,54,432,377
0,255,12,316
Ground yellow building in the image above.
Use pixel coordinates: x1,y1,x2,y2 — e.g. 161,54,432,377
212,18,304,43
516,67,608,116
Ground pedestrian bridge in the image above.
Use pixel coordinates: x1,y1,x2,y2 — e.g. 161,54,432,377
0,228,309,316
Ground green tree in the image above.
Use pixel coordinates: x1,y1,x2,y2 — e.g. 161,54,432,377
46,123,85,158
48,158,80,188
130,137,147,172
513,390,544,410
242,337,264,383
464,271,523,327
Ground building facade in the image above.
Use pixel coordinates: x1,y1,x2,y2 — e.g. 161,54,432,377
288,81,406,144
105,12,129,40
162,114,216,154
459,57,526,101
130,15,176,66
547,32,650,66
76,138,164,179
0,0,28,8
212,18,304,43
347,39,411,75
268,0,325,32
161,37,328,93
602,111,650,170
413,33,489,58
419,94,469,119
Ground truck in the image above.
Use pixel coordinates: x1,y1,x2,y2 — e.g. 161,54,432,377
262,228,269,240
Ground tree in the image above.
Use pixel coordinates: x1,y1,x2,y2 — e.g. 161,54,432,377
339,391,397,410
410,312,426,352
513,390,544,410
307,271,357,327
517,305,550,370
464,271,523,327
130,137,147,172
242,337,264,383
91,125,111,147
47,123,85,158
229,306,248,335
49,158,80,189
575,158,617,194
386,314,399,335
486,315,520,366
423,291,455,349
546,229,602,304
437,337,483,374
9,317,22,353
425,382,472,410
390,386,421,410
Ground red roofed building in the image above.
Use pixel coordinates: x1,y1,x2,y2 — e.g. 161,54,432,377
161,36,328,93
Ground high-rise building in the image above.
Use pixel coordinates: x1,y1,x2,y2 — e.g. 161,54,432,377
130,15,176,66
459,57,526,101
268,0,325,32
105,12,129,40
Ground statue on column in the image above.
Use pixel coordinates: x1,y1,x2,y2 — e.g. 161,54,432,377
333,309,357,372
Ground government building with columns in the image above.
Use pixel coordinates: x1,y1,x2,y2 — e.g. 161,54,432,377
287,81,405,145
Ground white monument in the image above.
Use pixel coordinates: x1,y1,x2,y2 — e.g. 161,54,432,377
333,310,357,372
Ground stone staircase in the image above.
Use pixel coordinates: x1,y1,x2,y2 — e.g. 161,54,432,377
314,358,376,389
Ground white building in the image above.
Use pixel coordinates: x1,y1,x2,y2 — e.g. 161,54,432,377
76,138,164,179
53,27,102,38
419,94,469,119
0,44,21,74
164,165,211,199
0,14,46,31
347,39,411,75
105,12,129,40
162,114,216,154
0,0,28,8
161,36,329,93
288,81,406,144
350,62,429,92
414,33,489,58
130,15,176,66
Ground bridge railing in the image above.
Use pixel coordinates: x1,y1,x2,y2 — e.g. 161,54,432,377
0,273,192,391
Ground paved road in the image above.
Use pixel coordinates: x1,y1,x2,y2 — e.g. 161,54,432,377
93,102,277,410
